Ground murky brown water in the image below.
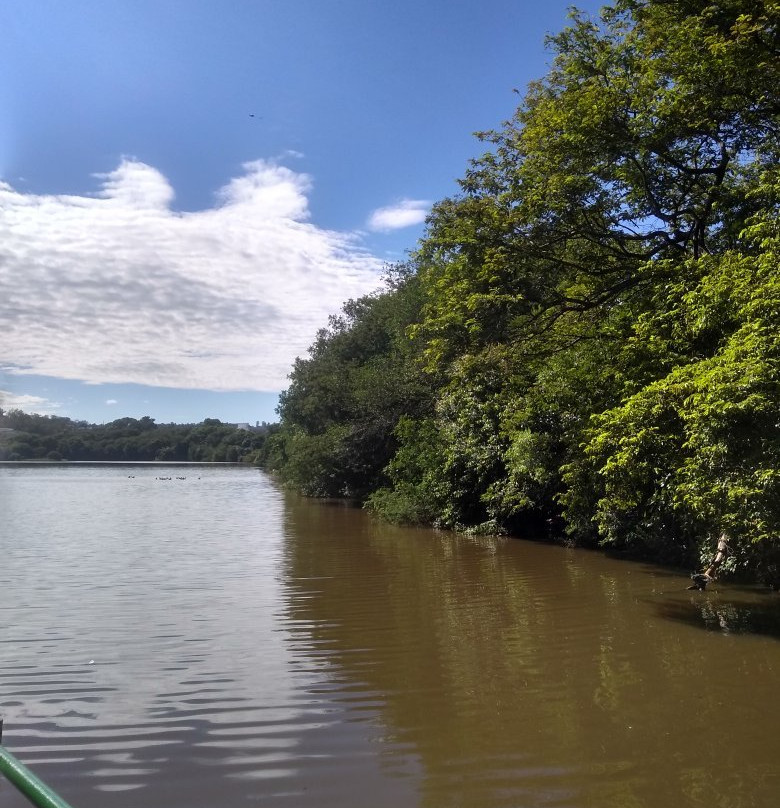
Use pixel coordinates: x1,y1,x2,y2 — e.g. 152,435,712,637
1,464,779,807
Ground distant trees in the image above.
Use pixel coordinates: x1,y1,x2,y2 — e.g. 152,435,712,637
268,0,780,583
0,411,276,464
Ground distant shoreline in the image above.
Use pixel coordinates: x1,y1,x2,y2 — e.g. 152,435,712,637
0,460,248,467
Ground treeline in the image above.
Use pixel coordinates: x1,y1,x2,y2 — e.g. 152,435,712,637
264,0,780,583
0,409,277,464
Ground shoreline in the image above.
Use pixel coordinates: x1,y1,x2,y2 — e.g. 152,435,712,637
0,460,250,467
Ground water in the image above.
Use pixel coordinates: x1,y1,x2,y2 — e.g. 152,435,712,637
1,464,779,807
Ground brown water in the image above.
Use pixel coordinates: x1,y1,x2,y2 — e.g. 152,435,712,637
1,464,779,807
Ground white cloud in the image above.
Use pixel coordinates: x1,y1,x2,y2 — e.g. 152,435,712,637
0,390,61,415
0,159,384,392
367,198,430,232
105,399,118,405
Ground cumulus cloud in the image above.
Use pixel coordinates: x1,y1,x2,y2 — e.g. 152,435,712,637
367,198,430,232
0,390,61,415
0,159,384,391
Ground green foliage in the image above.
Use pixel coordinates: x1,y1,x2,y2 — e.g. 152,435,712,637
563,195,780,572
273,1,780,581
0,410,272,463
268,268,433,500
366,417,450,524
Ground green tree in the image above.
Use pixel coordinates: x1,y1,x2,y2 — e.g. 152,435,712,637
562,181,780,575
417,0,779,372
405,0,780,558
275,0,780,581
270,268,432,499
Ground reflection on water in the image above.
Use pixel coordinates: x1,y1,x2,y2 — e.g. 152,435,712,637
280,502,780,808
2,465,780,807
653,591,780,637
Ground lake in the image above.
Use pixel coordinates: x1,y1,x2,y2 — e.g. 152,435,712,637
1,463,779,807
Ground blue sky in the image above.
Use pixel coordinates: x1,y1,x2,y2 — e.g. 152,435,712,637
1,0,601,426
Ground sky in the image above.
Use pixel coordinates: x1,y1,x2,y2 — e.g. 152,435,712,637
0,0,602,426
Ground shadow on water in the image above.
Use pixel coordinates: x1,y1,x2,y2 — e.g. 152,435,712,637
650,590,780,638
627,558,780,638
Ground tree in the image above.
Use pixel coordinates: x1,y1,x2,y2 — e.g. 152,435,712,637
562,176,780,576
270,268,433,499
416,0,779,369
274,0,780,581
405,0,780,560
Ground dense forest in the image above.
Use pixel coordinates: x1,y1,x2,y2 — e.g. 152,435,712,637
264,0,780,584
0,408,276,464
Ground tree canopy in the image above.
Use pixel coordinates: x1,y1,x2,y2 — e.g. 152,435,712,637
266,0,780,583
0,410,275,464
